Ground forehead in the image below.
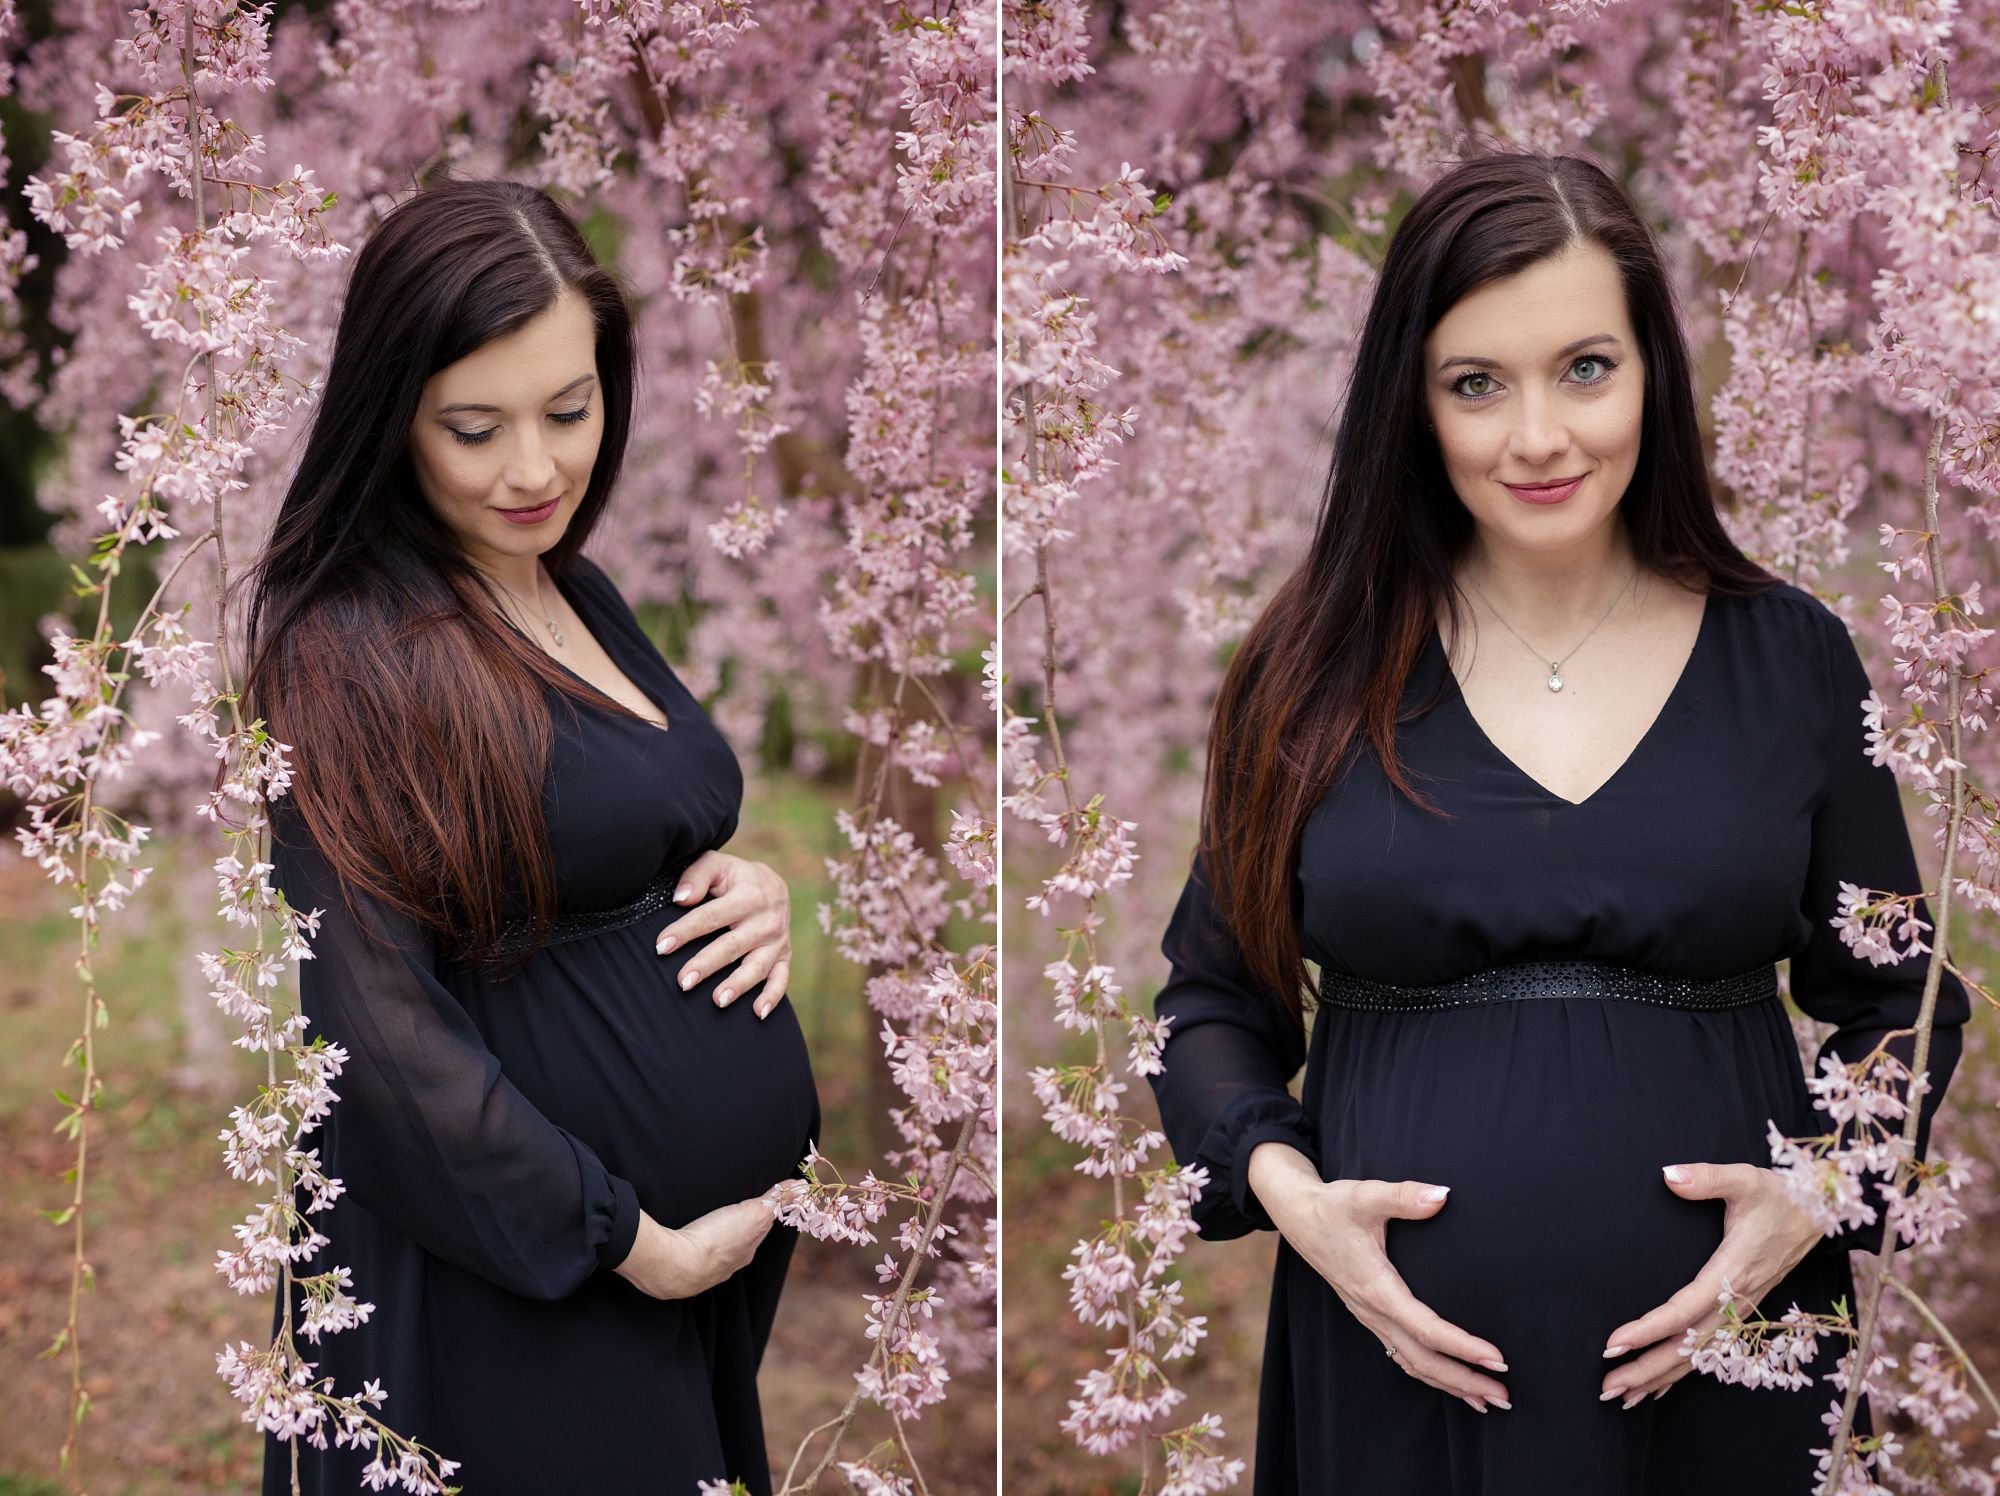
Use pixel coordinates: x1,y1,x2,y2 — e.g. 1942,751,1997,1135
425,287,596,405
1425,243,1631,361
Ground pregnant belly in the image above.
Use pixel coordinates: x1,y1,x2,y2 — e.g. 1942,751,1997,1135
463,919,821,1228
1313,996,1816,1351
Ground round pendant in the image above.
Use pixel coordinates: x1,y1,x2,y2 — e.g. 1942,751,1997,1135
1548,672,1564,692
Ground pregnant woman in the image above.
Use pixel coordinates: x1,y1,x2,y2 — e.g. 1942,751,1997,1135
1149,151,1970,1494
244,177,818,1494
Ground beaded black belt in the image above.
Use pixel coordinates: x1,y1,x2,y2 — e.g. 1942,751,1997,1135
490,854,698,962
1315,958,1778,1014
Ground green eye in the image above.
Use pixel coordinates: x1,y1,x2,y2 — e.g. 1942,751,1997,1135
1448,354,1618,403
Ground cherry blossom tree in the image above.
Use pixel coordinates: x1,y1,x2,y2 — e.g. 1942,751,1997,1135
1,2,994,1492
1002,2,1998,1490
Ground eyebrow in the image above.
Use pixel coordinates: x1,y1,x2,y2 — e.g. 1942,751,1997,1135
1437,334,1623,373
437,373,597,415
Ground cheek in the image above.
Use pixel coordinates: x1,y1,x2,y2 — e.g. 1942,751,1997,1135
412,433,495,511
1435,420,1500,477
1593,382,1645,451
564,425,605,477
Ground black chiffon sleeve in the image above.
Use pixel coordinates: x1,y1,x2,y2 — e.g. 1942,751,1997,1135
1788,604,1971,1254
269,799,643,1298
1148,843,1319,1241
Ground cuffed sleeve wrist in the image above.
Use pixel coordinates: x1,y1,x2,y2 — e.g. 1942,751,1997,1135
598,1172,643,1274
1188,1092,1320,1241
1152,842,1317,1246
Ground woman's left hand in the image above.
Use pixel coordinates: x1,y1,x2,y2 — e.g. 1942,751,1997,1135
1599,1162,1826,1409
654,850,793,1020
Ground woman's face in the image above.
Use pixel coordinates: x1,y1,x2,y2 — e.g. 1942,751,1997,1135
407,285,603,575
1422,240,1645,560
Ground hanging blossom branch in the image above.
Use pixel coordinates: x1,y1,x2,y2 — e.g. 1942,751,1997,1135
1002,7,1243,1494
528,3,997,1491
530,0,795,561
4,3,458,1492
1814,430,1985,1483
765,9,1000,1491
1644,6,1999,1489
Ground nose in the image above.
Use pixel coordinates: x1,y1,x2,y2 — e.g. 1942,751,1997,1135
502,426,558,494
1506,387,1572,468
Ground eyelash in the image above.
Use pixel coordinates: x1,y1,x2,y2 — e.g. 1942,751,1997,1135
450,405,593,447
1447,355,1618,404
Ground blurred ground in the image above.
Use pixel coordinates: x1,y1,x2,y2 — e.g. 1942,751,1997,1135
0,775,993,1496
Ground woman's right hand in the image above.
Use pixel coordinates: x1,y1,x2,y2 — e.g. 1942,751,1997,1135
613,1196,777,1300
1247,1141,1512,1414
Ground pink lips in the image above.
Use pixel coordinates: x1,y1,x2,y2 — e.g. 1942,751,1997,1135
497,496,560,525
1502,474,1585,505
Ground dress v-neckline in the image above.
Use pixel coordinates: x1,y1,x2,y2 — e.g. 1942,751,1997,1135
536,567,674,736
1435,591,1712,809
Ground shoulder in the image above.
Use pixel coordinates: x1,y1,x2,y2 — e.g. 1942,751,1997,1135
1725,577,1859,670
565,551,619,600
562,552,673,668
1733,581,1891,762
1749,577,1849,630
562,552,639,626
1698,580,1883,762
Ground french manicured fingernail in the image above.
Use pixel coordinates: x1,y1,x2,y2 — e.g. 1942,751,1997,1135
717,987,733,1004
658,934,677,953
1622,1392,1645,1410
1478,1358,1508,1372
1600,1387,1621,1402
681,969,699,989
1603,1344,1628,1358
1662,1165,1688,1183
675,885,692,902
1488,1396,1510,1410
1651,1387,1668,1401
1463,1397,1487,1413
1419,1185,1449,1202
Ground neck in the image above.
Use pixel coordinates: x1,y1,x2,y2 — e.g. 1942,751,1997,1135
471,551,547,611
1455,520,1638,636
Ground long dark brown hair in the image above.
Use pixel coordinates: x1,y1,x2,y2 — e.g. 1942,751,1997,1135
243,176,651,971
1202,150,1779,1020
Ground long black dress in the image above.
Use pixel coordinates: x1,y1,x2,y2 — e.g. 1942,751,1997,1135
1149,579,1971,1495
262,555,820,1496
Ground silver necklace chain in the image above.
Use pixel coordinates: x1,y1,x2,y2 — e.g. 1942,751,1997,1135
497,567,567,650
1460,561,1641,693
